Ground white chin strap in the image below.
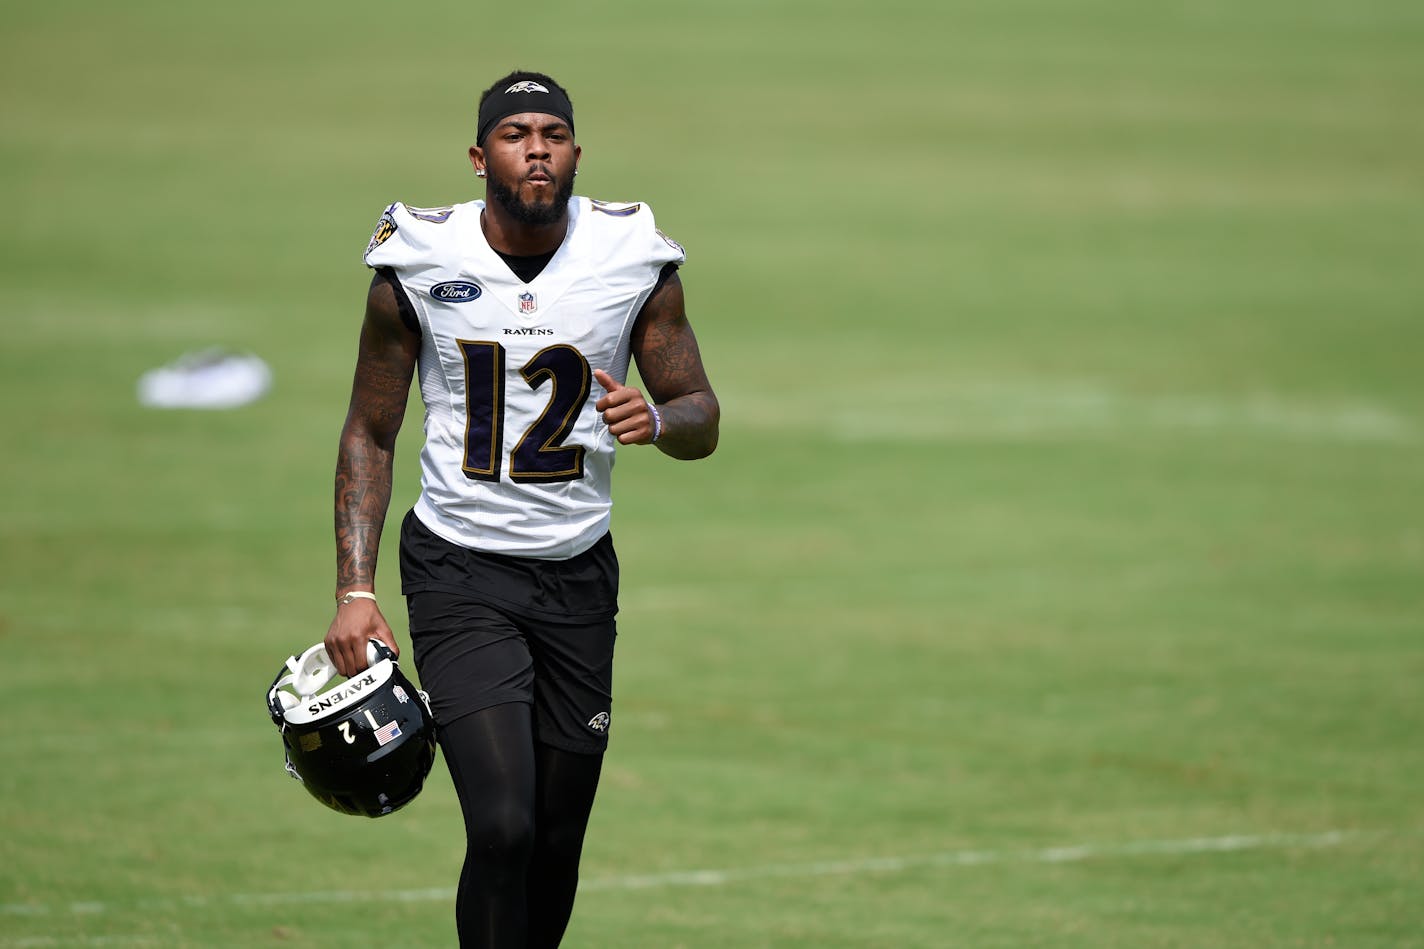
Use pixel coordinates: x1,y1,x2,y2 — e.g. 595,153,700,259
291,644,340,699
272,644,336,710
271,642,380,710
268,641,393,728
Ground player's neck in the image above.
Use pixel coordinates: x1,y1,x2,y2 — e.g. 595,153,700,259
479,201,569,257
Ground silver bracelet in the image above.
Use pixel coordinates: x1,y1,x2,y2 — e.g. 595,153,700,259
649,404,664,443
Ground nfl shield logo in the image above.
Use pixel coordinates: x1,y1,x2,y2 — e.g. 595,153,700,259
518,291,537,314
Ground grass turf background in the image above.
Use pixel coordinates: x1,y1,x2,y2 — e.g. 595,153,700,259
2,1,1421,946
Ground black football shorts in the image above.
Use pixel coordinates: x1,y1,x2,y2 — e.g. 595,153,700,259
404,591,617,755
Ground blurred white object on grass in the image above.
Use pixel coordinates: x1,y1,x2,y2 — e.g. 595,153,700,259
137,349,273,410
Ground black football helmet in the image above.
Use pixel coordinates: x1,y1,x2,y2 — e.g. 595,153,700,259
265,640,437,818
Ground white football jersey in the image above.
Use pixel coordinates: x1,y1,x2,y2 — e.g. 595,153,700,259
364,197,686,559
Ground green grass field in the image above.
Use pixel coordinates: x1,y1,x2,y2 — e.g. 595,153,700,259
3,1,1422,946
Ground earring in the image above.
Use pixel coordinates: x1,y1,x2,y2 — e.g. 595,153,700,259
476,170,486,178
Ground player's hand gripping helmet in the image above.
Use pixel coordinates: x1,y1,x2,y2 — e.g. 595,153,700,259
265,640,437,818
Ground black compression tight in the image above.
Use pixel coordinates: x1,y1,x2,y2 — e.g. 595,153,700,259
438,702,605,949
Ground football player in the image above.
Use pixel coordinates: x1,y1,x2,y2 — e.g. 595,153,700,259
323,70,719,948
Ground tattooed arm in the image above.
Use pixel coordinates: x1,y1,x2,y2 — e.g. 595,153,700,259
324,268,420,676
594,267,720,460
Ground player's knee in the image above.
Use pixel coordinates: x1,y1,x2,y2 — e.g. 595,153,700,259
468,796,535,860
534,809,587,862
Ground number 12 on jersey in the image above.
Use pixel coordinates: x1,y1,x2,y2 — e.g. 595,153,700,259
457,341,591,483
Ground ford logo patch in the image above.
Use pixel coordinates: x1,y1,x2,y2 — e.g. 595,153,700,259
430,281,482,302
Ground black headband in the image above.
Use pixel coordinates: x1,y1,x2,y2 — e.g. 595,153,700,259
477,80,575,144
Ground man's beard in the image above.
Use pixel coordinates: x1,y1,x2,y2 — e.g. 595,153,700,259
487,169,575,227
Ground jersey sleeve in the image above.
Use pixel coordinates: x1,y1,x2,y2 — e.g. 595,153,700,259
361,201,459,270
640,202,687,271
362,202,404,268
582,199,687,292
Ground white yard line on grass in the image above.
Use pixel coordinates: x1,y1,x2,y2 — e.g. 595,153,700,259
0,827,1380,944
577,828,1359,891
728,381,1417,443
